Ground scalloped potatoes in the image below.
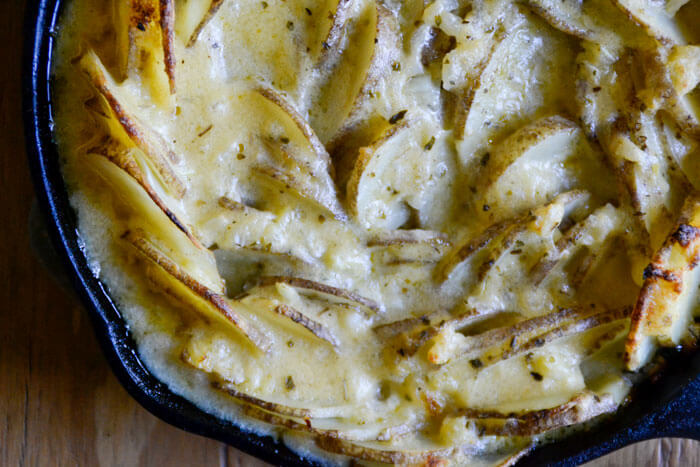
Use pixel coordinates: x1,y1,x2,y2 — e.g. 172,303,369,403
53,0,700,465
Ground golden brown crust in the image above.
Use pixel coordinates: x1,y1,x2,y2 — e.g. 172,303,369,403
625,194,700,370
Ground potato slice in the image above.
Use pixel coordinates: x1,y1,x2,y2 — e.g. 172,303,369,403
80,50,185,198
314,436,453,465
256,276,381,314
437,191,588,283
606,130,685,250
525,0,594,40
345,114,454,230
237,402,419,443
124,230,270,351
368,229,451,266
625,194,700,370
530,203,627,286
310,1,400,144
268,303,340,347
112,0,176,99
249,86,346,220
426,305,630,366
479,116,576,189
450,9,576,164
476,116,608,220
251,164,347,221
88,137,200,248
182,0,225,47
611,0,686,45
451,391,617,436
213,381,354,420
313,0,357,70
255,86,334,177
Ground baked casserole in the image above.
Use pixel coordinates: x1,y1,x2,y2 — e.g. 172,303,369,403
52,0,700,464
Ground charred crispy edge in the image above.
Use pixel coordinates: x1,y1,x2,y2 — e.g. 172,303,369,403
89,138,202,248
315,436,453,465
481,115,579,192
251,165,348,221
454,393,617,436
256,86,334,176
625,195,700,370
186,0,225,47
316,0,355,70
123,230,270,351
273,304,340,347
525,0,593,40
367,230,451,248
258,276,381,313
80,51,186,198
345,119,411,216
159,0,176,94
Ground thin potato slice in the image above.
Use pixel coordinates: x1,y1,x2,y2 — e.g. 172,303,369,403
255,86,333,174
256,276,381,314
311,1,400,144
345,118,411,226
213,381,354,419
436,191,588,283
530,204,627,285
124,230,270,351
426,306,630,366
88,137,202,248
525,0,594,40
368,229,451,266
112,0,176,98
625,194,700,370
451,392,617,436
479,116,578,191
80,50,185,198
185,0,225,47
314,436,453,465
606,131,683,249
251,164,347,221
611,0,686,45
270,304,340,347
314,0,357,70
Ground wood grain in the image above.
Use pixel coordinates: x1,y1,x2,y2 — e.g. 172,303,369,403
0,1,697,466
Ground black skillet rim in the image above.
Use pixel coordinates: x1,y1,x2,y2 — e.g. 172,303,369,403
22,1,700,465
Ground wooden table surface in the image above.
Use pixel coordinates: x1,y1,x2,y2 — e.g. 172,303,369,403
2,2,698,466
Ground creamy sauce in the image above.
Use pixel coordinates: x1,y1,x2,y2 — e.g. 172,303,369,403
53,0,700,464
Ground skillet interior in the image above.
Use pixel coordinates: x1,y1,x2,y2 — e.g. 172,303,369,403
22,1,700,465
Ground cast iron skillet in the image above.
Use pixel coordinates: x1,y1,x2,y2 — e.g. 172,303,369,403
23,1,700,465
